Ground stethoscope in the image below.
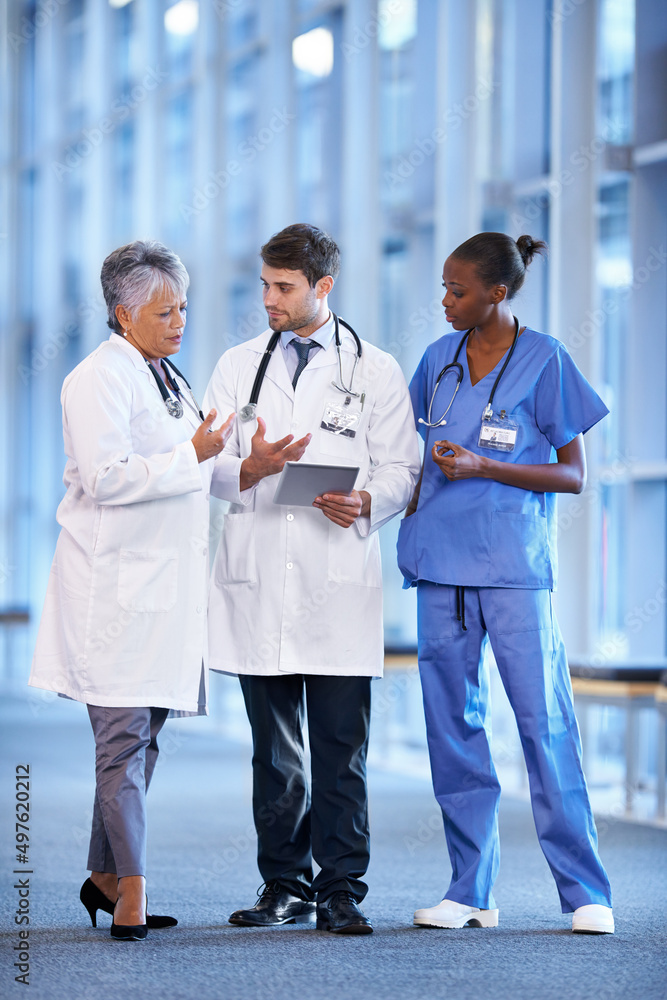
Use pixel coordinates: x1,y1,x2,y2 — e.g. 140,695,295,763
419,317,520,428
146,357,205,422
238,312,363,422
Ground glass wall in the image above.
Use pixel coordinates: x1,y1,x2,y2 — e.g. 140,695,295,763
0,0,665,668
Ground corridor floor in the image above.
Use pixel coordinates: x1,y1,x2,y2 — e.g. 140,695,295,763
1,689,665,1000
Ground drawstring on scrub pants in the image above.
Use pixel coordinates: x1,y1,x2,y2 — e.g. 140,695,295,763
455,586,467,631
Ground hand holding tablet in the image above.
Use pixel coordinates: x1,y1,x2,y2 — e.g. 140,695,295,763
272,462,360,507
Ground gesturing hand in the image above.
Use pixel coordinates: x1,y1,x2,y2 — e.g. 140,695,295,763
432,439,487,481
313,489,370,528
240,417,312,490
192,409,235,463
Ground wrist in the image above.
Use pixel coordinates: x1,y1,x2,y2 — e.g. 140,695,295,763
478,455,495,479
240,456,262,491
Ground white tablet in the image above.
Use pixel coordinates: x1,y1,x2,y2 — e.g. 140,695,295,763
272,462,360,507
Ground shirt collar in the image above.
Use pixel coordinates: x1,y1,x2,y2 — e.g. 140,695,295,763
280,312,335,352
109,331,151,372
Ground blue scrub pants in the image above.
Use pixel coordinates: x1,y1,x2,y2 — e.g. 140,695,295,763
417,582,612,913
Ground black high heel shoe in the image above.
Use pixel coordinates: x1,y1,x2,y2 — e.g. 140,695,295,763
110,917,147,941
80,878,177,929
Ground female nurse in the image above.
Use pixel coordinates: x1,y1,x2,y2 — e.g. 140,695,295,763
397,232,614,935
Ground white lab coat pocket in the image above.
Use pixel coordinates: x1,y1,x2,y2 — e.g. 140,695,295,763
328,523,382,588
117,548,178,612
215,511,257,585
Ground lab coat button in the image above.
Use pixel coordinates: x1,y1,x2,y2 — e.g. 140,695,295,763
196,605,204,614
286,513,294,521
286,562,293,570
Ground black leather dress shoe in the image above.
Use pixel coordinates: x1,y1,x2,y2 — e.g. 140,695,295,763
316,891,373,934
228,882,316,927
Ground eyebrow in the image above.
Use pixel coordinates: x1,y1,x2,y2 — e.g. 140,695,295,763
261,277,296,287
443,281,465,288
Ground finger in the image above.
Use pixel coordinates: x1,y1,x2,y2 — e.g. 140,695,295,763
282,436,311,460
435,439,459,454
322,510,354,528
220,412,236,442
252,416,266,441
321,493,355,505
282,433,311,456
272,433,296,452
201,409,217,431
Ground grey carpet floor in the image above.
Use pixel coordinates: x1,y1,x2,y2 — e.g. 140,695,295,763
1,689,665,1000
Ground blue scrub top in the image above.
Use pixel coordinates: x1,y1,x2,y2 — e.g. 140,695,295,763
397,327,609,590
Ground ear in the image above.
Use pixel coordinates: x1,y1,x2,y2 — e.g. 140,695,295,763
491,284,508,304
115,303,131,330
315,275,334,298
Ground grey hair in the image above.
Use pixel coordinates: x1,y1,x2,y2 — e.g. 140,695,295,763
101,239,190,333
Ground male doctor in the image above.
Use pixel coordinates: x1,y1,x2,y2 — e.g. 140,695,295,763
205,223,420,934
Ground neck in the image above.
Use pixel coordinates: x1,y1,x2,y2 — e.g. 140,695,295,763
471,310,516,349
124,332,161,362
292,306,331,340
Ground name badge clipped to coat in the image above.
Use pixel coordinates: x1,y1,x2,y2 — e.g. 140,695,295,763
478,409,518,452
321,395,365,439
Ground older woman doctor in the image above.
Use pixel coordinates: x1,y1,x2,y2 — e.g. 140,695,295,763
29,240,233,941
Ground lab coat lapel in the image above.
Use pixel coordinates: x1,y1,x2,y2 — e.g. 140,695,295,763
305,336,339,375
260,339,294,401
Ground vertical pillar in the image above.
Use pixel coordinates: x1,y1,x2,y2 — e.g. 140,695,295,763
339,0,380,343
548,0,600,655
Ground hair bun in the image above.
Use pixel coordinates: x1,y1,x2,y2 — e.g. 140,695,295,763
516,235,548,266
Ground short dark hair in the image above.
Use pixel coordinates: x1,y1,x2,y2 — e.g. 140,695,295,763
260,223,340,287
450,232,547,300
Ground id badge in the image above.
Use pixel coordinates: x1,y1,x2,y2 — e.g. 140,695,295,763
321,400,361,438
478,410,518,452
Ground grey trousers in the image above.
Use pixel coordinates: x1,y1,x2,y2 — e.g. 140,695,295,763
86,705,169,878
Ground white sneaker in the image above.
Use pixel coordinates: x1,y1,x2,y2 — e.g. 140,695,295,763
413,898,499,929
572,904,615,934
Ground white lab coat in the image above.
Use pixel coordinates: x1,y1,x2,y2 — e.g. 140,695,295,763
29,333,211,715
204,327,420,677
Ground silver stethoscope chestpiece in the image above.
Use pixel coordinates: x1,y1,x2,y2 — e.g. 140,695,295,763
165,398,184,418
238,403,257,422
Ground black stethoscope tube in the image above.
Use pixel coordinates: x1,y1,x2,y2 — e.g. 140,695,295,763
147,356,205,421
420,317,520,428
239,313,362,421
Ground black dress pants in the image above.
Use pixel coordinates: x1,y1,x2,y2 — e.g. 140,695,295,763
239,673,372,902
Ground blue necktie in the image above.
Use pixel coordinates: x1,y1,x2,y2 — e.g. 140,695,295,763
291,338,317,388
